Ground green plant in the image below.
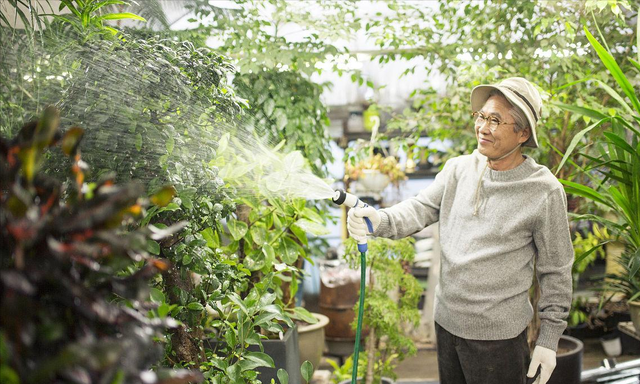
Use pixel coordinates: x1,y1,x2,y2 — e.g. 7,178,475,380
212,134,329,322
573,224,611,276
301,361,313,384
328,355,358,384
234,71,333,177
556,23,640,303
0,107,199,384
343,237,421,384
569,224,611,327
45,0,146,37
345,153,407,186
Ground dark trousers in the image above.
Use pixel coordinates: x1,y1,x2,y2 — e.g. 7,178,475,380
435,322,531,384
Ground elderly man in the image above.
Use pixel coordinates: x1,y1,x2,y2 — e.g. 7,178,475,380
347,77,573,384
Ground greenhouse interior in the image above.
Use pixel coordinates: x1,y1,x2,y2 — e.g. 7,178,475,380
2,1,640,384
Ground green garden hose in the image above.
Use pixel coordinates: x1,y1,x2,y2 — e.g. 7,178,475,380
351,250,366,384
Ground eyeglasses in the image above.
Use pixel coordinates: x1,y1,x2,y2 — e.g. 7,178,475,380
472,111,516,132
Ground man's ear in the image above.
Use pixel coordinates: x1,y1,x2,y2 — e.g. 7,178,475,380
519,128,531,144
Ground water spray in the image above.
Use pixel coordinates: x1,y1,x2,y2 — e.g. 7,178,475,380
332,189,373,384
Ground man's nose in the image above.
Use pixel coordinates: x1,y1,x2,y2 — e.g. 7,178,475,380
477,121,491,135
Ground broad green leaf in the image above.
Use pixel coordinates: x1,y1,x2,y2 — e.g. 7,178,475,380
277,369,289,384
251,226,267,245
262,244,276,265
276,114,288,130
157,303,172,317
279,237,300,264
228,293,249,316
292,307,318,324
158,202,180,212
201,227,219,248
264,98,275,117
239,352,275,371
302,207,324,224
146,240,160,255
301,361,313,382
150,288,165,304
290,225,308,245
293,219,330,236
227,219,248,241
226,362,241,382
187,302,204,311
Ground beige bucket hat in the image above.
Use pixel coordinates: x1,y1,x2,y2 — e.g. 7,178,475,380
470,77,542,148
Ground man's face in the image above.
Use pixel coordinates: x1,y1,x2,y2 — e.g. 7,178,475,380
475,95,530,159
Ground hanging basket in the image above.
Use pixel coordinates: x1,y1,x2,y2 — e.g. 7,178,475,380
356,169,391,195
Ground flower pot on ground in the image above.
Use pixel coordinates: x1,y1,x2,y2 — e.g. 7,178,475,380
600,332,622,357
547,335,584,384
298,313,330,376
259,326,302,384
205,326,301,384
628,301,640,333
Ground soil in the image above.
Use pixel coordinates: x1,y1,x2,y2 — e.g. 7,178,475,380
557,346,573,355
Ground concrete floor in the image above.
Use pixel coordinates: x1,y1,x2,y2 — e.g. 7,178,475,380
311,337,640,383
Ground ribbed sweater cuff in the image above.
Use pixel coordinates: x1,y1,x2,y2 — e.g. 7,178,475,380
536,321,565,352
373,211,390,238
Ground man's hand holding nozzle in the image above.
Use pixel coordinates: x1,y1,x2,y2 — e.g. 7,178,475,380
347,206,381,243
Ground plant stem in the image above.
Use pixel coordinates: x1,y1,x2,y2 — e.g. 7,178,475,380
365,327,375,384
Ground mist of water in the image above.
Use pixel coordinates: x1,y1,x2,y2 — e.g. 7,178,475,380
0,29,336,202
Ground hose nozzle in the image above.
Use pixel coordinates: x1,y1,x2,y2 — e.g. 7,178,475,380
332,189,373,252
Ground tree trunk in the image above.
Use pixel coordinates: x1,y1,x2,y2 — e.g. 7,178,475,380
364,327,376,384
166,262,203,363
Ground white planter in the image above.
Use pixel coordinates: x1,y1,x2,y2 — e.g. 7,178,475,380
356,170,390,197
600,335,622,357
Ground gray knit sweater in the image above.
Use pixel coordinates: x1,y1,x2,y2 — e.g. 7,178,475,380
374,150,573,351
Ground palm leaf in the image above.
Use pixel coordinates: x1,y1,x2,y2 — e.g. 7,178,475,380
555,118,608,174
560,179,613,208
584,26,640,115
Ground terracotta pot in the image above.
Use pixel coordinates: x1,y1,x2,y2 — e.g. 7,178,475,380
319,278,360,339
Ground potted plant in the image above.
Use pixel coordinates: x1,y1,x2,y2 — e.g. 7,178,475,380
555,26,640,333
345,153,406,195
202,135,332,382
337,237,422,384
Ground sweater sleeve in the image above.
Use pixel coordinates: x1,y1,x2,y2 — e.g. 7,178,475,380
373,158,455,239
533,187,574,351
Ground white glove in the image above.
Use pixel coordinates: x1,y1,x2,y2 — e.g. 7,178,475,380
347,206,381,243
527,346,557,384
